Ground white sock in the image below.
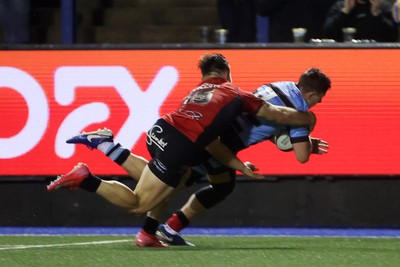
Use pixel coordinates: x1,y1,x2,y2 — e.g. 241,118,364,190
97,141,114,154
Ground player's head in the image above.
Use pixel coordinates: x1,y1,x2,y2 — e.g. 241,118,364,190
297,68,331,108
198,53,231,82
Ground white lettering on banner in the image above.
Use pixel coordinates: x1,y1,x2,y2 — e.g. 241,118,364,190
56,103,110,158
55,66,179,158
0,67,49,159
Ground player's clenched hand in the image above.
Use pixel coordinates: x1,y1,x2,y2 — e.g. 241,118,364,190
310,137,329,154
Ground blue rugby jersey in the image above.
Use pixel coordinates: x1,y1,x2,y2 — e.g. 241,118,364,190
226,81,310,150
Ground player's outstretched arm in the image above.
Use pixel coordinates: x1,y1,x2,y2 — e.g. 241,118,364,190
205,138,264,180
257,103,316,131
292,137,329,163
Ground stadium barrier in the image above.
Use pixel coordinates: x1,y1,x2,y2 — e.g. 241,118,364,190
1,43,399,227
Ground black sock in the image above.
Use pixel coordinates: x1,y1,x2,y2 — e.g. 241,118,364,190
142,216,160,235
176,210,190,228
106,143,131,165
79,173,101,192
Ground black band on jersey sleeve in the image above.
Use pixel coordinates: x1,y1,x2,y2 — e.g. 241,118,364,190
290,136,310,144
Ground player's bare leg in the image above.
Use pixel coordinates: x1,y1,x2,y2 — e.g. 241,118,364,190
95,180,139,209
120,153,148,182
65,127,149,182
130,165,175,214
157,171,233,245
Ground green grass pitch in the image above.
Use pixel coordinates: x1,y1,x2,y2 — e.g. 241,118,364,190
1,235,399,267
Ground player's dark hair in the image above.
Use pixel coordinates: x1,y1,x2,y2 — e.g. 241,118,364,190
198,53,230,77
298,68,331,94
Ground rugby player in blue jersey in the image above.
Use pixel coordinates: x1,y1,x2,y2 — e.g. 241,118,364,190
154,67,331,246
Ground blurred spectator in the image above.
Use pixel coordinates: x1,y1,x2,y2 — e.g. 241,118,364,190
217,0,257,42
255,0,337,42
0,0,30,44
323,0,398,42
392,0,400,23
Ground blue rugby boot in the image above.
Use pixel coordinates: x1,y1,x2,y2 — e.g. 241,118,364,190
66,128,113,150
156,224,195,246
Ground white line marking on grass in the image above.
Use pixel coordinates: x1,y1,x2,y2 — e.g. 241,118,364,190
0,239,132,251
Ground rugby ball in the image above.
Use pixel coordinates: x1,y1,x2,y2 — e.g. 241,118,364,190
275,132,293,152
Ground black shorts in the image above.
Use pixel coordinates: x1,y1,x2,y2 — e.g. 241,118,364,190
146,119,200,188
